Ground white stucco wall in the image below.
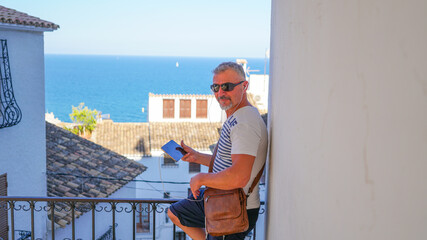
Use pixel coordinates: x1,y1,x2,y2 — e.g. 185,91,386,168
0,27,48,239
148,94,224,122
267,0,427,239
248,74,269,111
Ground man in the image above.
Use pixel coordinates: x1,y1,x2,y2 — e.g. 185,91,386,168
168,62,268,240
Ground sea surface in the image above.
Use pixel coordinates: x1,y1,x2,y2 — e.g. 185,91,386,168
45,55,269,122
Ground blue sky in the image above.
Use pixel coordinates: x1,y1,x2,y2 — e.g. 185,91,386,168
2,0,271,58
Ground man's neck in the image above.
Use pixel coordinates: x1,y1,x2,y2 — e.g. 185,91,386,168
225,98,251,118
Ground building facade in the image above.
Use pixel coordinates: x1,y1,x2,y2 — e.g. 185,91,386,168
148,93,224,123
0,5,58,240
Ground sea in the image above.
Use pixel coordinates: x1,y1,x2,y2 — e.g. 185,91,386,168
45,55,269,122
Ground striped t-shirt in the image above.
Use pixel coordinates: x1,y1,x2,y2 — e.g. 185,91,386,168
212,114,237,173
212,106,268,209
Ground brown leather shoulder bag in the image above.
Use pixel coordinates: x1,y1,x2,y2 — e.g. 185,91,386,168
203,145,265,237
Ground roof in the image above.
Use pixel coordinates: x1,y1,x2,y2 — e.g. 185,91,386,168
0,5,59,30
92,121,222,156
93,121,151,156
46,122,146,228
149,122,222,152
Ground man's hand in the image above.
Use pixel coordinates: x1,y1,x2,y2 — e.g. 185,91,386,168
180,140,213,167
190,173,205,198
180,140,200,163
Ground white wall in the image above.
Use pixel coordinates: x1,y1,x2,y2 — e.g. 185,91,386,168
148,94,223,122
0,28,48,239
267,0,427,239
248,74,269,111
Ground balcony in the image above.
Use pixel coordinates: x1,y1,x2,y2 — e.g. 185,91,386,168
0,196,264,240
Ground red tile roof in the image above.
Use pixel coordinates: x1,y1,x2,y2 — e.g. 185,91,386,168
149,122,222,152
93,121,151,157
46,122,146,227
0,5,59,30
92,121,222,157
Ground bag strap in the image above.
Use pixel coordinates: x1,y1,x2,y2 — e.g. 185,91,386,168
208,144,218,173
247,163,265,196
208,143,265,196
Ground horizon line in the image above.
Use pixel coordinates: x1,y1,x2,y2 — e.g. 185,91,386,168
44,53,270,60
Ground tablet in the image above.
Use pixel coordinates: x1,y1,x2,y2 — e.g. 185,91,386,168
161,140,187,161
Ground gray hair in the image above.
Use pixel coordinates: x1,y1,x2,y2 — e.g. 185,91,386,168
212,62,246,81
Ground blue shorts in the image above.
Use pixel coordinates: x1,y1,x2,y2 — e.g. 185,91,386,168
169,189,260,240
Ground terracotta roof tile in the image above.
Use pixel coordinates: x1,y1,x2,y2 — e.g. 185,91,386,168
0,5,59,30
149,122,222,152
93,121,151,157
46,122,147,228
92,121,221,156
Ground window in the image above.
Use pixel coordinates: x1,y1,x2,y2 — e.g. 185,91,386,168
180,99,191,118
136,203,150,233
196,100,208,118
163,192,170,199
189,162,201,173
162,155,177,167
163,99,175,119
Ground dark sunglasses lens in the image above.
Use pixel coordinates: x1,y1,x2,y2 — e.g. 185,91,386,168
211,84,220,92
212,82,243,92
221,83,234,92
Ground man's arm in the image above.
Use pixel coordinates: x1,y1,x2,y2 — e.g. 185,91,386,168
190,154,255,198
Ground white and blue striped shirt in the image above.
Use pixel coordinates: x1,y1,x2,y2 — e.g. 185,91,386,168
212,115,238,173
211,106,268,209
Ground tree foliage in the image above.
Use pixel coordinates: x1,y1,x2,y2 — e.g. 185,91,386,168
67,103,98,135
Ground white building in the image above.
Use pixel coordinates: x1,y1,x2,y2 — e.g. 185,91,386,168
236,59,269,114
247,74,269,114
148,93,224,123
0,5,58,240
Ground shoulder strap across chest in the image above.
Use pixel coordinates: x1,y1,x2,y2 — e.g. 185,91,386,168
208,143,265,196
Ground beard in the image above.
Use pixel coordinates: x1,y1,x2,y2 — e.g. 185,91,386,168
220,103,232,111
218,96,233,111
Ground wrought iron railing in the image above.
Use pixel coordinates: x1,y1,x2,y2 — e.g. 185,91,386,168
0,197,264,240
0,39,22,129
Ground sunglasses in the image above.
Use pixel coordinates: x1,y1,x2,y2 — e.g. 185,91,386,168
210,81,245,93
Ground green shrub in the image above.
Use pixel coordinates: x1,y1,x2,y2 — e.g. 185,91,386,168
67,103,98,135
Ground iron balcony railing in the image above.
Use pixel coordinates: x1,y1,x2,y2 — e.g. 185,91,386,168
0,196,264,240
